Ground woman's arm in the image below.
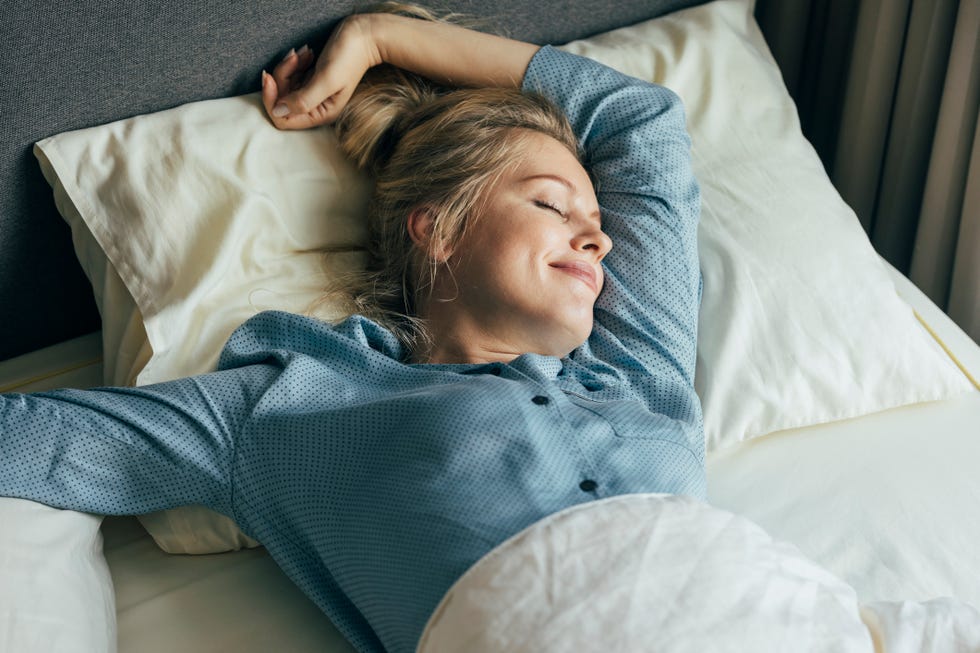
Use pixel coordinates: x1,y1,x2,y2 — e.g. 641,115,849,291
262,13,539,129
523,47,702,430
0,364,278,517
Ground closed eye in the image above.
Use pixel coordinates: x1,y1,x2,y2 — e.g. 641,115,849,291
534,200,568,222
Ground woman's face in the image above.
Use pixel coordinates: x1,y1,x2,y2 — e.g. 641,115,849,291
435,131,612,359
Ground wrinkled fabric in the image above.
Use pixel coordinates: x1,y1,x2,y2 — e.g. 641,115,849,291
422,494,980,653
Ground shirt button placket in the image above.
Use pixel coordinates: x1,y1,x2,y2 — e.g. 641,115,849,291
528,394,596,495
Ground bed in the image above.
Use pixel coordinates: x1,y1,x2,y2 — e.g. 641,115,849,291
2,0,979,651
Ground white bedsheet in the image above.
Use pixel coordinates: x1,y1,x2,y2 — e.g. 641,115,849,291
708,261,980,608
101,516,350,652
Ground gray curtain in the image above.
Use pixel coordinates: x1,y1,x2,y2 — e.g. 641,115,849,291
756,0,979,345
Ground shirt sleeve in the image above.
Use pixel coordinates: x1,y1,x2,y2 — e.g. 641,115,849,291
522,46,702,414
0,363,279,517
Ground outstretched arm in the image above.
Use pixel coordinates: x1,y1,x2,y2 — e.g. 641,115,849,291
0,364,279,517
262,12,539,130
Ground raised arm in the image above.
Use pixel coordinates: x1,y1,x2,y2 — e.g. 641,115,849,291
523,47,702,425
262,12,539,129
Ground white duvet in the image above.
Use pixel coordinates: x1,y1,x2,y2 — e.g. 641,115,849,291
418,494,980,653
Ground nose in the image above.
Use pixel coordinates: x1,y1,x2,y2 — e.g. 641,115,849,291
572,228,612,261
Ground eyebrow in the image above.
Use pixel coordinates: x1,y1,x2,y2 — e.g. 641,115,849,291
521,174,603,224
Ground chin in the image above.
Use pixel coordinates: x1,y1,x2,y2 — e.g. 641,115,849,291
549,323,593,358
524,306,594,357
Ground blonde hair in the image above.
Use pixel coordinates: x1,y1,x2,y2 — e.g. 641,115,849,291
322,5,579,358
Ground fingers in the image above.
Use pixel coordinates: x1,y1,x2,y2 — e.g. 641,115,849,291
260,70,279,120
262,22,373,131
264,71,346,130
270,48,297,100
278,72,348,124
262,46,326,130
263,77,319,131
271,46,314,100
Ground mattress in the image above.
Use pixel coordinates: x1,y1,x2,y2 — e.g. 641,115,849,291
4,259,978,652
101,517,351,652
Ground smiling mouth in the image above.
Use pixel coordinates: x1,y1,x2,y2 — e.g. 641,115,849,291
550,262,599,294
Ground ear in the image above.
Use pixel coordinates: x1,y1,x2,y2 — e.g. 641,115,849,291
406,206,452,263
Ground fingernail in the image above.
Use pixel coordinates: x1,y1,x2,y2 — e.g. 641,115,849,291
298,44,310,55
272,104,290,118
261,70,269,86
281,48,296,62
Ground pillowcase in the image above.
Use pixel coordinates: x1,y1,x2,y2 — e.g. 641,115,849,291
39,104,370,389
557,0,972,448
34,0,972,553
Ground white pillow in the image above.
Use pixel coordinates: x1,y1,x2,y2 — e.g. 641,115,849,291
557,0,972,448
38,106,370,389
0,498,116,653
34,0,971,553
37,99,370,554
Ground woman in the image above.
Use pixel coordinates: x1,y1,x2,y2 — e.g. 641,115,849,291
0,6,702,653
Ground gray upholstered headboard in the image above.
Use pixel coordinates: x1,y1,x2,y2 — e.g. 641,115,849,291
0,0,708,362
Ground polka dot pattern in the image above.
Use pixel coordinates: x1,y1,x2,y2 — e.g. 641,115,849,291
1,48,703,653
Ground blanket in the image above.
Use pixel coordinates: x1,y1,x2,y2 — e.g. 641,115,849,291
419,494,980,652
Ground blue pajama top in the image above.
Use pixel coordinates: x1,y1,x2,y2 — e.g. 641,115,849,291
1,47,703,653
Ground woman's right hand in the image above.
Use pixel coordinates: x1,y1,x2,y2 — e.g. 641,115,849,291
261,11,538,132
261,15,382,130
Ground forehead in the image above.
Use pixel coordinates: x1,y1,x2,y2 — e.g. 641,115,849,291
509,131,592,191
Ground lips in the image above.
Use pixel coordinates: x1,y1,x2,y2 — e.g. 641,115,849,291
550,260,599,294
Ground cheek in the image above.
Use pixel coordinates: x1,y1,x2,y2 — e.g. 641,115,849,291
453,244,532,297
475,235,540,278
454,214,564,293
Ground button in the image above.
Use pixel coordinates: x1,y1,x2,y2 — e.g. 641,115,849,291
531,395,550,405
579,479,598,492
